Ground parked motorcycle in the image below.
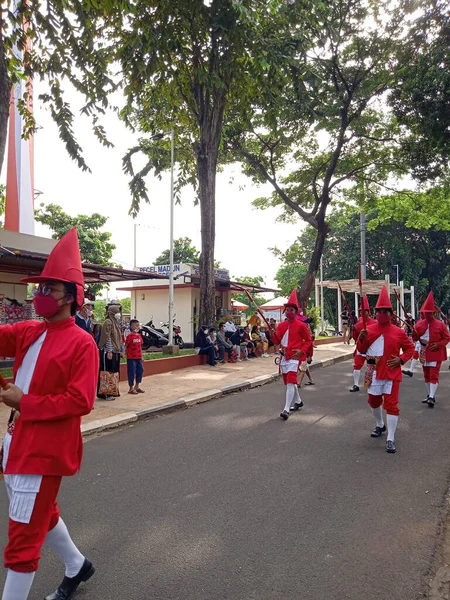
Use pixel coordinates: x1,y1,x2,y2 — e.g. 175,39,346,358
159,315,184,348
140,317,169,350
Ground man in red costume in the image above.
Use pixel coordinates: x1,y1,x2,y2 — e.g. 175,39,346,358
0,228,99,600
357,286,414,454
270,290,312,420
412,291,450,408
349,296,376,392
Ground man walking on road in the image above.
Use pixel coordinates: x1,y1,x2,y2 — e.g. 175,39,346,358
412,292,450,408
0,228,98,600
270,290,312,420
349,296,376,392
357,286,414,454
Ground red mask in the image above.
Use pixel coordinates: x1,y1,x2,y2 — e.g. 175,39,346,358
285,309,296,321
33,294,61,319
424,313,434,323
376,312,391,325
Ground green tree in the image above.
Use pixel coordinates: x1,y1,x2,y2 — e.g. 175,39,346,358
114,0,294,327
35,203,117,295
232,275,266,317
0,0,118,176
389,0,450,182
227,0,410,305
154,237,200,266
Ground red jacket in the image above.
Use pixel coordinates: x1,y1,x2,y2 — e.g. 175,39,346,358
272,319,312,360
413,318,450,362
357,322,414,381
0,318,99,476
352,316,377,342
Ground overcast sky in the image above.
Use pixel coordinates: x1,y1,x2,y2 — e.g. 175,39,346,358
0,82,305,299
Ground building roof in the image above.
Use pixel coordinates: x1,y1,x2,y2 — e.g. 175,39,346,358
0,246,167,285
118,278,279,294
320,279,409,294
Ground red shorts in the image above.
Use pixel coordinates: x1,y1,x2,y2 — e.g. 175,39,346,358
422,362,442,384
368,380,400,416
353,354,366,370
282,372,299,385
4,476,61,573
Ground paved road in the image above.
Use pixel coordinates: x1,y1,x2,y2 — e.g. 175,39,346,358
1,362,450,600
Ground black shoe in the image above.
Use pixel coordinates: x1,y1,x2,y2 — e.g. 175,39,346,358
349,385,360,392
422,396,431,403
290,401,304,411
427,397,435,408
370,425,386,438
402,370,413,377
45,558,95,600
280,410,290,420
385,440,396,454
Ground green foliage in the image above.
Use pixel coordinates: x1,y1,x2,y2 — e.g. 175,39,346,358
232,275,266,317
389,1,450,181
35,203,117,295
0,0,120,175
93,297,131,322
270,243,308,297
154,238,200,266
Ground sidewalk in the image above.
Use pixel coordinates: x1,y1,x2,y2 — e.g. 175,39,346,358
0,342,355,436
81,341,355,435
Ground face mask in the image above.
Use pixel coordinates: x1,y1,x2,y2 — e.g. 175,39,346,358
86,310,93,318
33,294,61,319
425,313,434,323
285,310,296,321
115,313,121,321
376,312,391,324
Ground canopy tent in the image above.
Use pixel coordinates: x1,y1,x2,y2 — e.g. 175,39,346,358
259,296,288,310
315,275,415,334
231,299,249,310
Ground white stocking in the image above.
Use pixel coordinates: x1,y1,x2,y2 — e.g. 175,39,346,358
293,385,302,404
284,384,296,413
371,407,384,428
2,570,35,600
425,382,430,396
409,359,418,372
429,383,438,399
386,414,398,442
45,518,85,577
353,370,360,386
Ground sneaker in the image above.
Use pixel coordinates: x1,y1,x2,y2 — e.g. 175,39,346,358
236,358,242,362
349,385,360,392
427,397,435,408
290,401,304,411
385,440,396,453
370,425,386,438
422,396,431,404
402,370,413,377
280,410,290,420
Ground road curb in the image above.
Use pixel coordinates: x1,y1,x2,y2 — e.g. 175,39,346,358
82,351,353,437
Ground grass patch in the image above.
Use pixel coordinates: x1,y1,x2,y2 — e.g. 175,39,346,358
0,368,13,378
120,349,195,363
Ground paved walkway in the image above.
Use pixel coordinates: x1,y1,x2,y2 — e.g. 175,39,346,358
82,342,354,434
0,342,355,434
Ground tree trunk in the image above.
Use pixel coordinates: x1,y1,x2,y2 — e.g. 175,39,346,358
196,140,218,326
0,43,12,177
298,216,330,307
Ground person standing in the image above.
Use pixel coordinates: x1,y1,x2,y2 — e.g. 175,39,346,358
125,319,145,395
357,286,414,454
97,301,123,401
0,228,98,600
74,299,94,334
349,296,377,392
270,290,312,420
341,310,350,344
412,292,450,407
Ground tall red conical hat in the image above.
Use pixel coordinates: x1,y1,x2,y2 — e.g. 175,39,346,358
375,286,392,310
284,289,299,309
22,228,85,306
420,291,435,313
360,295,370,311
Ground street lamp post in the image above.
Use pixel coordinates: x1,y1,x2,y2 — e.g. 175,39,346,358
149,130,175,346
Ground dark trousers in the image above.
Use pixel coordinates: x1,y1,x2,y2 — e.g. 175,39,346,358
218,345,233,361
199,345,216,366
127,359,144,387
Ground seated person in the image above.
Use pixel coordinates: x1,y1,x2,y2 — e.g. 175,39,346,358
251,325,269,357
194,325,216,366
241,325,256,358
216,322,235,363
